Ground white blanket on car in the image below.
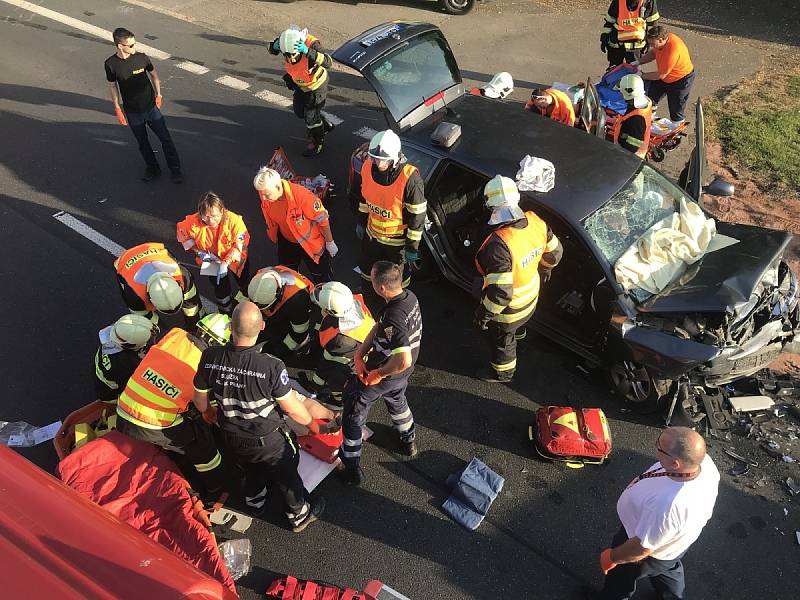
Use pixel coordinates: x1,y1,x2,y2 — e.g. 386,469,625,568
614,198,716,294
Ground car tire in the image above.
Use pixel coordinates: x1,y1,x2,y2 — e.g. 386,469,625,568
608,361,673,414
440,0,475,15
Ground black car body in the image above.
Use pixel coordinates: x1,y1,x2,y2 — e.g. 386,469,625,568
333,22,800,410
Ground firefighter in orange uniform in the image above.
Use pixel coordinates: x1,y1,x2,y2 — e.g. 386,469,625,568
613,74,653,159
525,88,576,127
268,27,335,156
177,191,250,314
254,167,337,284
474,176,563,383
115,314,231,501
601,0,660,67
354,130,426,313
308,281,376,408
247,266,316,360
115,242,203,328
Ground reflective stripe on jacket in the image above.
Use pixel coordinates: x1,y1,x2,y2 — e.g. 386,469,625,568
260,180,328,263
318,294,375,347
117,328,202,429
255,265,314,318
360,159,419,246
115,243,184,312
284,35,328,92
613,98,653,158
176,211,250,276
615,0,646,42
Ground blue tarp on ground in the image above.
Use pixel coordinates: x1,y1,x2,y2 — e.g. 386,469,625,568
442,457,505,531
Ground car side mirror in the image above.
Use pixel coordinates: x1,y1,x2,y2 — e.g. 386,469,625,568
703,177,734,197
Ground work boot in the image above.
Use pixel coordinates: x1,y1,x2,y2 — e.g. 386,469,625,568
338,465,366,487
476,366,514,383
170,169,184,184
302,140,324,157
141,167,162,182
399,439,418,458
292,496,326,533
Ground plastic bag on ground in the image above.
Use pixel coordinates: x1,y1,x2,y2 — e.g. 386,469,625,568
218,538,251,581
516,155,555,193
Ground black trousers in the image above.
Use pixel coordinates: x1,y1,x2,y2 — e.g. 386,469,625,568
600,527,687,600
358,235,412,315
126,107,181,173
277,234,332,284
485,310,533,374
606,46,642,68
645,71,696,122
222,427,309,526
292,84,328,144
116,415,223,494
339,374,415,469
206,258,251,312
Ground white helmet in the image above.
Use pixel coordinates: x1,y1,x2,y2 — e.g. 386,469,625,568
110,314,156,350
279,28,304,55
248,270,283,309
368,130,402,163
146,272,183,314
312,281,355,318
620,74,646,101
196,313,231,346
484,175,520,208
483,72,514,99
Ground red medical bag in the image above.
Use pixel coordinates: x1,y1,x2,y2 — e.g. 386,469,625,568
297,420,343,464
530,406,612,466
266,575,364,599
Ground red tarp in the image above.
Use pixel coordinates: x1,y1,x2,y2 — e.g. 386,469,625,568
57,430,237,596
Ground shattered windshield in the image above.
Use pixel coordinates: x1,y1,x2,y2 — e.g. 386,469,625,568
582,164,696,266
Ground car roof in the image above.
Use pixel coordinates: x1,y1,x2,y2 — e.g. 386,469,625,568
402,93,643,224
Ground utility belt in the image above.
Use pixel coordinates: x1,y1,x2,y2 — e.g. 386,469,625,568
223,423,288,449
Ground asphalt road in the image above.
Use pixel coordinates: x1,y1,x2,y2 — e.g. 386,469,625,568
0,2,797,599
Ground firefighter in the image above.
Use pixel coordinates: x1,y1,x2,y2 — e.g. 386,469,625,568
254,167,337,284
177,191,250,314
354,130,426,314
613,74,653,159
115,242,204,328
115,313,232,501
474,176,563,383
308,281,376,408
268,26,335,156
525,88,576,127
94,314,157,402
247,266,315,360
601,0,660,67
467,72,514,99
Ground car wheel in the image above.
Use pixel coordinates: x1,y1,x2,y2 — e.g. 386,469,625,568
608,361,672,413
440,0,475,15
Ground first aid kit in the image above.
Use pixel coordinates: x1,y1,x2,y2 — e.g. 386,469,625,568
530,406,612,467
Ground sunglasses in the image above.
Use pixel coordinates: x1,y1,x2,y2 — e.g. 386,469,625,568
655,434,674,458
120,42,136,49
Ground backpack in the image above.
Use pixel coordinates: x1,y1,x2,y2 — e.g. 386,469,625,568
530,406,612,467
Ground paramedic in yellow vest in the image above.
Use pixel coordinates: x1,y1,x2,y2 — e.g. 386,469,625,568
247,266,315,360
177,191,250,314
308,282,376,408
254,167,337,284
115,313,231,501
614,74,653,159
115,242,204,328
355,130,426,314
268,27,335,157
601,0,660,67
474,176,563,383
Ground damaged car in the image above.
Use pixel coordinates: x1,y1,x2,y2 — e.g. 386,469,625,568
333,22,800,412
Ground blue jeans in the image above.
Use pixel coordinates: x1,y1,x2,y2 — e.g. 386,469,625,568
125,106,181,172
645,70,696,122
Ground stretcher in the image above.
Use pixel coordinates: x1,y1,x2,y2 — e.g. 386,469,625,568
268,146,332,201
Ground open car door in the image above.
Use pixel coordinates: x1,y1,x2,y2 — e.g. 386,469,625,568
580,77,606,138
332,22,464,131
682,99,705,202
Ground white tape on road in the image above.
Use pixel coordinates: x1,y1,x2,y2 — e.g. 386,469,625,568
354,126,378,140
214,75,250,91
254,89,293,108
53,211,216,314
175,60,209,75
0,0,171,60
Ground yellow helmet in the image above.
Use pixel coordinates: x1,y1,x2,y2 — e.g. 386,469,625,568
146,272,183,314
248,270,283,309
312,281,355,318
110,314,156,350
196,313,231,346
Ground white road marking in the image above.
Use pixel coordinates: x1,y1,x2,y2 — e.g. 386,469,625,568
354,126,378,140
322,112,343,126
53,211,216,314
0,0,171,59
175,60,209,75
254,89,293,108
214,75,250,91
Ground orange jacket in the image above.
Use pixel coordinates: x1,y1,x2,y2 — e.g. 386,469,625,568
616,0,646,43
318,294,375,348
284,34,328,92
115,243,184,312
176,211,250,276
613,99,653,158
526,89,576,127
260,180,329,263
360,159,419,245
655,33,694,83
254,265,314,318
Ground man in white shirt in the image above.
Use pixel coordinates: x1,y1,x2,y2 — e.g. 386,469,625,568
593,427,720,599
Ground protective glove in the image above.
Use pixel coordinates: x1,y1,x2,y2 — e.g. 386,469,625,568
600,33,609,54
319,413,342,434
325,240,339,257
360,369,384,386
354,354,367,377
473,306,491,331
114,105,128,126
355,223,365,240
196,251,214,263
216,262,229,284
155,94,163,109
271,39,281,53
294,39,309,55
201,406,218,425
404,249,419,264
599,549,618,575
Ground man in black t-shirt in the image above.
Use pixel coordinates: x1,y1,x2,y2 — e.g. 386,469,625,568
192,301,329,532
104,27,183,183
339,261,422,486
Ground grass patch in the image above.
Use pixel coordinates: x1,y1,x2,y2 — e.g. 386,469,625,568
705,65,800,193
